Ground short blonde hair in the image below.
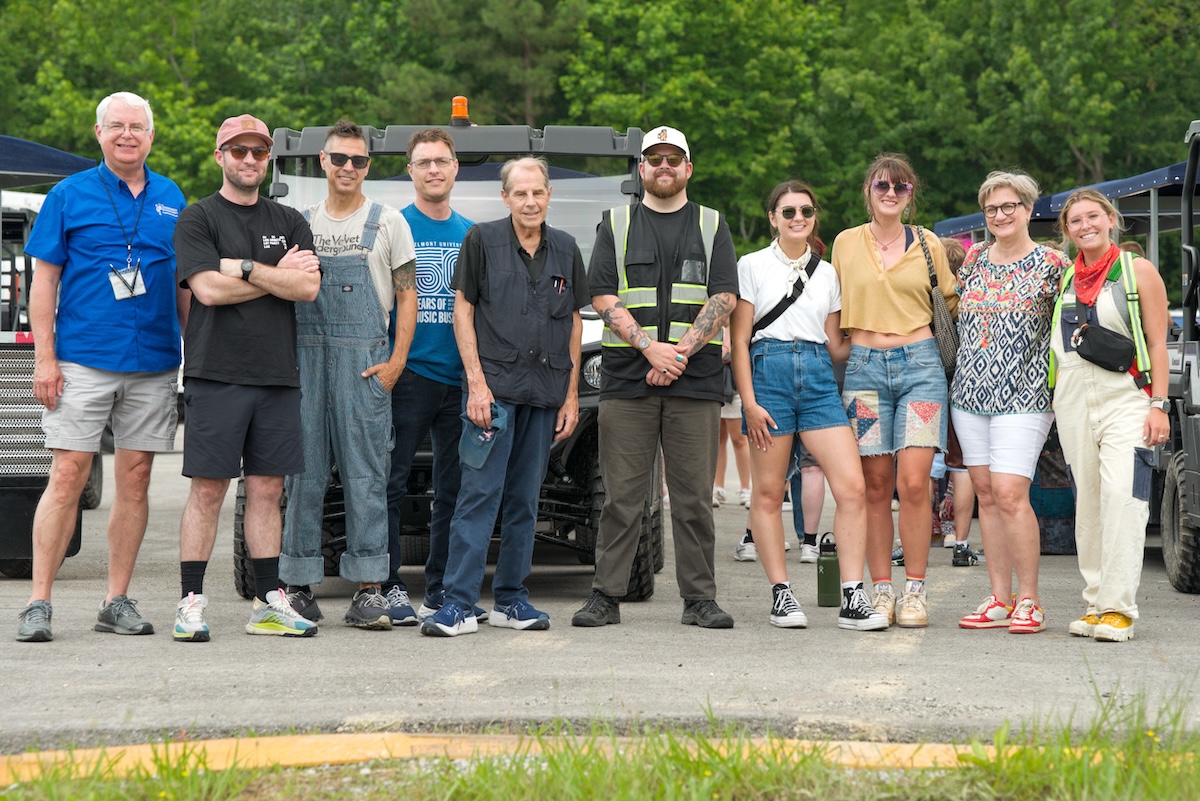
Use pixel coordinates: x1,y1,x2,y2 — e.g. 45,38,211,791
1056,188,1123,245
977,170,1039,209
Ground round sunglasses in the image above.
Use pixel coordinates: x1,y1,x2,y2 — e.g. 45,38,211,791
871,179,913,197
776,205,816,220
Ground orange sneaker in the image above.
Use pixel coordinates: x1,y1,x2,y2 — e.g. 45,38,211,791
1008,598,1045,634
958,594,1012,629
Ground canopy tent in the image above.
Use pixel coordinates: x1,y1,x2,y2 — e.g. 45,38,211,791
933,161,1200,264
0,135,95,190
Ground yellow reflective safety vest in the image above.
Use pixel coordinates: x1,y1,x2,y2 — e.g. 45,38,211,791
601,203,722,349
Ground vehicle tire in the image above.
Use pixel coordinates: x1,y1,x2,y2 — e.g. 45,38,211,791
1161,450,1200,593
648,448,665,574
233,478,288,600
575,457,602,566
399,534,430,567
80,453,103,510
0,559,33,579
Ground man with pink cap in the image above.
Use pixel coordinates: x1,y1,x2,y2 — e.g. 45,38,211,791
171,114,321,641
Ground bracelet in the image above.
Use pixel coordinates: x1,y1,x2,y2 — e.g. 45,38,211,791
1150,396,1168,403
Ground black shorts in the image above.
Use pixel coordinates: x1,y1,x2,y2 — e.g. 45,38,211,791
182,378,304,478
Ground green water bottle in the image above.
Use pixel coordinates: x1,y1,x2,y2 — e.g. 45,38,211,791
817,533,840,607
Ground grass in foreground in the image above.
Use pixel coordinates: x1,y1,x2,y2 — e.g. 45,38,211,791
5,695,1200,800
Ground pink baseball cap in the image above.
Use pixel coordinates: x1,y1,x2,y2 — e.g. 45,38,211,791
215,114,274,150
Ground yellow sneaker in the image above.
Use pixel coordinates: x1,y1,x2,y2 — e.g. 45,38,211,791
1093,612,1134,642
1068,612,1101,638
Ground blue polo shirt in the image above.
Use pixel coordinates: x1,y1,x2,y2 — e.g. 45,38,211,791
25,162,186,373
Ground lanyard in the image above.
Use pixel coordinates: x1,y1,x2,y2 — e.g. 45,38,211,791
100,170,148,294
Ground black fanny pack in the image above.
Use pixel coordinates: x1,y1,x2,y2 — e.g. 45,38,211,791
1071,299,1136,373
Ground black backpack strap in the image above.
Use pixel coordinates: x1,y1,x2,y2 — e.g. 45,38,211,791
751,253,821,337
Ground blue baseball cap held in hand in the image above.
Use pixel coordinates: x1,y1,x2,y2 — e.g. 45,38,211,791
459,403,508,469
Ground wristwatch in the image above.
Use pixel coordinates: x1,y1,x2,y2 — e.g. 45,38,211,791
241,259,254,282
1150,397,1170,413
636,334,652,351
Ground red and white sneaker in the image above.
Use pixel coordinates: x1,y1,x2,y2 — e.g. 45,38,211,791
1008,598,1046,634
958,594,1013,629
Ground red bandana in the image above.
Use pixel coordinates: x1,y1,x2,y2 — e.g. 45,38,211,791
1072,244,1121,306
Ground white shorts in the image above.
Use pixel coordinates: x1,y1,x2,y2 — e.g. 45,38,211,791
42,362,178,452
720,392,742,420
949,408,1054,480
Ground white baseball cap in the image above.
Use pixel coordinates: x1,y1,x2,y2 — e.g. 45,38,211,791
641,126,690,160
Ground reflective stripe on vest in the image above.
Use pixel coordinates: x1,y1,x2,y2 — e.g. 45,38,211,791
602,204,723,347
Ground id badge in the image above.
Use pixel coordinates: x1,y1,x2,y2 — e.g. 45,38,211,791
109,266,146,300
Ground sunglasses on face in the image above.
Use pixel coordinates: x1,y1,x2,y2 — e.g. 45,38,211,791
777,205,816,220
328,152,370,169
221,144,271,162
644,153,686,168
871,179,913,197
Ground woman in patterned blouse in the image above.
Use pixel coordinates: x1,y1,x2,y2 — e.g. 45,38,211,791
952,171,1067,635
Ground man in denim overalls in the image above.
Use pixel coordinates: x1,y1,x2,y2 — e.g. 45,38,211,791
280,120,417,629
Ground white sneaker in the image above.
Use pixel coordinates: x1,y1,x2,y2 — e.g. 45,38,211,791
174,592,209,642
712,487,726,508
769,584,808,628
738,488,751,508
781,500,793,512
799,543,819,563
872,588,896,626
783,537,792,552
734,532,757,562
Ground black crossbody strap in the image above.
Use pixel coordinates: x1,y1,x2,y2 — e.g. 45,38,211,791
752,253,821,336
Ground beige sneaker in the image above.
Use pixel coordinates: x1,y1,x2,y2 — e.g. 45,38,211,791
872,588,896,626
897,588,929,628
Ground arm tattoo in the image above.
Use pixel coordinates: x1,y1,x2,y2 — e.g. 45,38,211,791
601,300,647,346
393,260,416,292
683,293,735,354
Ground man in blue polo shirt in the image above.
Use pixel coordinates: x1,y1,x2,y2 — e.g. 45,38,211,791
17,91,187,643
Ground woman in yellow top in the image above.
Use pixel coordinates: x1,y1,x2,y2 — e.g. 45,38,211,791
832,153,957,629
1051,188,1169,643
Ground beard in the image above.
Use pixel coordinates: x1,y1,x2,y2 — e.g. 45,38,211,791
644,170,688,200
223,162,265,193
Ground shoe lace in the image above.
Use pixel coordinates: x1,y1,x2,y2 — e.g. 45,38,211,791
900,591,926,613
583,591,612,613
846,587,876,615
773,588,801,616
973,595,1000,614
267,591,305,621
21,602,50,624
1012,598,1036,619
385,586,410,608
109,596,141,619
179,595,205,624
284,588,310,608
357,590,389,610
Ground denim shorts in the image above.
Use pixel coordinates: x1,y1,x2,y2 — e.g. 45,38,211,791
842,339,948,456
744,339,850,436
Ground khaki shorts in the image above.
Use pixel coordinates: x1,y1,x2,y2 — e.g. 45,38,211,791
42,362,178,452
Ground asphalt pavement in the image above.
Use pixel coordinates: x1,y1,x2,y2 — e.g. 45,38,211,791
2,431,1198,753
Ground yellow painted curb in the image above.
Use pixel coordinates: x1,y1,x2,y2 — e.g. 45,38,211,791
0,732,991,784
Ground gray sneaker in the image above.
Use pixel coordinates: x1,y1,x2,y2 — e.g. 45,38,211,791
681,599,734,629
95,595,154,635
285,587,323,622
344,587,392,630
17,600,53,642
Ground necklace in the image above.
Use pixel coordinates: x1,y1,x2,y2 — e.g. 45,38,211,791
871,224,903,252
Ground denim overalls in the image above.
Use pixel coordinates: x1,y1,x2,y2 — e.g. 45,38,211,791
281,202,393,586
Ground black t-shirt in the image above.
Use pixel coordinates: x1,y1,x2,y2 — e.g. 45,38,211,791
587,202,739,401
452,220,590,308
174,193,315,387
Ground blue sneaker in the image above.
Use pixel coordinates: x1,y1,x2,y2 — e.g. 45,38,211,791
488,600,550,631
383,586,418,626
418,590,487,622
419,602,478,637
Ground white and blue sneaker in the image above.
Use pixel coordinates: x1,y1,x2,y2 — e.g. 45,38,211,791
384,586,419,626
419,602,478,637
418,589,488,622
174,592,210,642
488,600,550,631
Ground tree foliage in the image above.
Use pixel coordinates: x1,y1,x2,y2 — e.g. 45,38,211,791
1,0,1197,253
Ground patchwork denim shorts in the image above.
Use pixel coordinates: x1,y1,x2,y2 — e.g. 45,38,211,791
744,339,850,437
842,339,948,456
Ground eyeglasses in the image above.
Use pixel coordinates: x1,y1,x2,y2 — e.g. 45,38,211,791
103,123,149,136
221,144,271,162
1066,211,1108,231
644,153,686,168
871,180,913,197
410,157,455,170
777,205,816,220
983,202,1022,218
328,152,370,169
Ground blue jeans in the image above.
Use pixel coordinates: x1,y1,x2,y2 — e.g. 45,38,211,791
842,339,948,456
442,400,556,610
383,370,462,598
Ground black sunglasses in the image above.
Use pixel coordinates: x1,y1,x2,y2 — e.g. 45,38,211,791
777,205,816,220
644,153,686,167
328,152,370,169
221,144,270,162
